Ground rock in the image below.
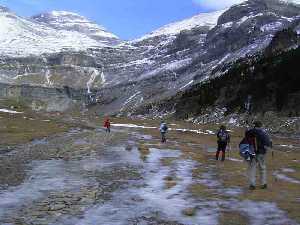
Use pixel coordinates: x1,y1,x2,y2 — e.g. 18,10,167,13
182,207,197,217
49,203,66,211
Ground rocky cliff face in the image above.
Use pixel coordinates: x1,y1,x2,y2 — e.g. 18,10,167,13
0,83,86,112
0,52,104,90
0,0,299,113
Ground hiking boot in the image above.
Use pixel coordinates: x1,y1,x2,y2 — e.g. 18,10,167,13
261,184,267,189
249,185,256,190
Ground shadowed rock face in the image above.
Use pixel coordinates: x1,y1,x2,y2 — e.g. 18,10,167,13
0,0,299,114
0,83,87,112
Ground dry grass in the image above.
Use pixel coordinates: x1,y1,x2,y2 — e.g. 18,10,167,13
0,112,70,145
219,211,249,225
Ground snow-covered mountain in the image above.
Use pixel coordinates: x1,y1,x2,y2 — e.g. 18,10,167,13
279,0,300,4
0,0,300,114
32,11,119,44
135,10,226,41
0,7,119,57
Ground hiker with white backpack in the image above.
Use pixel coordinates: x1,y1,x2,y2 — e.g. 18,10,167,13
159,121,168,143
239,121,272,190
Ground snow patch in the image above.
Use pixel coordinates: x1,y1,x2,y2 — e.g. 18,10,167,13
260,22,283,32
0,108,23,114
274,172,300,184
86,68,100,93
111,123,157,129
180,80,194,90
136,10,225,41
281,168,296,173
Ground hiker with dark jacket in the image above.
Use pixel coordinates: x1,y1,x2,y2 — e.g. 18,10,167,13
104,118,111,133
159,121,168,143
246,121,272,190
216,125,230,161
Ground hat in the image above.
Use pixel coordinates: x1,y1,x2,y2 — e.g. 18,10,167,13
220,125,226,130
253,121,262,128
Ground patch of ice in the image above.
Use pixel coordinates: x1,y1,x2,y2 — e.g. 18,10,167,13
221,187,243,197
279,144,295,148
205,130,215,135
198,172,221,188
228,157,243,162
274,172,300,184
281,168,296,173
0,108,23,114
233,200,298,225
132,133,153,140
0,160,90,219
63,148,220,225
169,128,215,135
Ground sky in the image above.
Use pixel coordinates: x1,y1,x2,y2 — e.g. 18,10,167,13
0,0,245,39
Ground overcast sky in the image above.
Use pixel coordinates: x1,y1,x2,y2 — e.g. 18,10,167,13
0,0,247,39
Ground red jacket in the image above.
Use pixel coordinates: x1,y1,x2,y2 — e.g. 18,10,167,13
104,120,110,128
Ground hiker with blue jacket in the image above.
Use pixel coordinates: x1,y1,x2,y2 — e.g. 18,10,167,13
244,121,272,190
159,121,168,143
216,125,230,161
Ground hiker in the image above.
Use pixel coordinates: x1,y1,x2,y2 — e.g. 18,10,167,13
104,118,111,133
243,121,272,190
216,125,230,161
159,121,168,143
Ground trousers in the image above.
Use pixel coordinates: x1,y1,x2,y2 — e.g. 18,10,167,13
248,154,267,186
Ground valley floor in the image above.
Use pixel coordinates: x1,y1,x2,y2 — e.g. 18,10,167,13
0,109,299,225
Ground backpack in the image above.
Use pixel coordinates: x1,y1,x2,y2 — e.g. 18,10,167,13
161,123,168,133
218,130,229,142
239,138,256,161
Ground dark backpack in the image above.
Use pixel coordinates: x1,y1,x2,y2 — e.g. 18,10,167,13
218,130,229,142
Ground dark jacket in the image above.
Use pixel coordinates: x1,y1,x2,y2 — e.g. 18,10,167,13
246,128,271,154
217,129,230,143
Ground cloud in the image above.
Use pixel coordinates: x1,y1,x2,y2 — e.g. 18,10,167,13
193,0,246,10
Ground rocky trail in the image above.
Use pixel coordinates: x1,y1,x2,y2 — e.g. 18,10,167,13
0,116,299,225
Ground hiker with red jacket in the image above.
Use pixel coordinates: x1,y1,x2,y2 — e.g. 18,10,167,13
216,125,230,161
104,118,111,133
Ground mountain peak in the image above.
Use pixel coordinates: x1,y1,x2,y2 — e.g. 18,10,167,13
49,10,83,17
32,10,119,41
135,9,226,41
0,5,11,13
